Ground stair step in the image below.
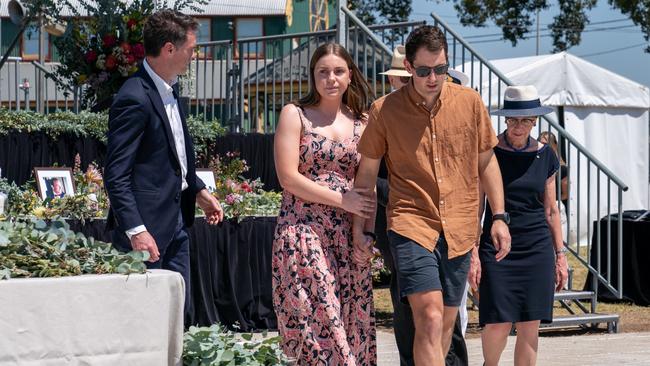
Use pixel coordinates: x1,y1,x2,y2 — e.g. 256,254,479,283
554,290,594,301
543,313,619,330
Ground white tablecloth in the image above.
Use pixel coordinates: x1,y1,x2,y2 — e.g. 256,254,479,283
0,269,184,365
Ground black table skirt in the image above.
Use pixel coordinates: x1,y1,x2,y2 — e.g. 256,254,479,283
69,216,277,331
584,212,650,306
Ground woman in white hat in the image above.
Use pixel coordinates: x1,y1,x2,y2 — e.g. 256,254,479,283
380,45,412,91
471,85,569,366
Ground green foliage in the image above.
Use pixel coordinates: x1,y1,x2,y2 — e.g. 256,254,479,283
609,0,650,53
0,108,225,148
182,324,291,366
0,218,148,279
447,0,649,52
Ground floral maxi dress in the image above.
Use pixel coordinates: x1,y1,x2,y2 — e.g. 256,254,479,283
272,106,376,365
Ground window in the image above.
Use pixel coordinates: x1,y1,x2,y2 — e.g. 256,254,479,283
236,18,263,58
22,22,50,60
196,18,211,58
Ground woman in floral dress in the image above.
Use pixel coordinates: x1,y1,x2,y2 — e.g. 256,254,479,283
272,43,377,365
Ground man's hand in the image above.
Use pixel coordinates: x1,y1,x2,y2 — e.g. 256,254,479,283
468,246,481,291
130,231,160,262
197,189,224,225
491,220,511,261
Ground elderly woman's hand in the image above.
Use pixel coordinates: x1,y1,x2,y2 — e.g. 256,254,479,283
555,252,569,291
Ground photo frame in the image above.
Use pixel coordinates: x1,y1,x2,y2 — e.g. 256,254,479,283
196,169,217,193
34,167,76,200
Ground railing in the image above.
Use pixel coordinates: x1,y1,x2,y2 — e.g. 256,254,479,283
191,20,425,133
430,12,628,302
0,58,81,113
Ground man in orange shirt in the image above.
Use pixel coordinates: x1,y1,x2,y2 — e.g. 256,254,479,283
353,25,511,365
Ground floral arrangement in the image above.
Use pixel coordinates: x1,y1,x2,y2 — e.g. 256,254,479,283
53,1,154,107
1,151,279,222
204,152,281,220
52,0,206,108
371,247,391,285
0,156,108,222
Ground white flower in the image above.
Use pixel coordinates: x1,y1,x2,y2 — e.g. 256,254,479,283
95,54,106,70
118,65,129,77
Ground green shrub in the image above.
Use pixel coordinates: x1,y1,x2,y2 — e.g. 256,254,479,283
183,324,291,366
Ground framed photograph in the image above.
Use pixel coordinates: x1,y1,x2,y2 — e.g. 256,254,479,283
34,167,75,200
196,169,217,193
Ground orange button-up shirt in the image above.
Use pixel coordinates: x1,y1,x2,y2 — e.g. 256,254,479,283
358,81,498,258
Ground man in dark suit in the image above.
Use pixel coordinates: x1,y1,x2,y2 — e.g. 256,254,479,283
104,9,223,326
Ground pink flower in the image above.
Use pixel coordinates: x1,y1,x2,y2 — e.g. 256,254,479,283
84,50,97,64
120,42,131,54
102,34,117,48
131,43,145,59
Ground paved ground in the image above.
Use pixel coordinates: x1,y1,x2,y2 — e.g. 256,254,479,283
376,331,650,365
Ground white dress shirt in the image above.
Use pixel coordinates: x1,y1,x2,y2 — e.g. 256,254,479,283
126,59,189,239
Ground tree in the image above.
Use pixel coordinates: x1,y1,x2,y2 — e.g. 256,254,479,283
448,0,650,53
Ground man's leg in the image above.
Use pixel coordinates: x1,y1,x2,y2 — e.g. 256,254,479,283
391,277,416,366
445,313,469,366
161,214,192,328
376,210,416,366
408,290,445,365
437,237,471,364
388,231,447,365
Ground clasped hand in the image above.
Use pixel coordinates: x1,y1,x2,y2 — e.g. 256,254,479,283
341,188,375,218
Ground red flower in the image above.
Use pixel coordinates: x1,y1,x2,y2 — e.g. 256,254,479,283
241,182,253,193
105,55,117,70
102,34,117,48
84,50,97,64
127,19,138,31
131,43,145,59
121,42,131,54
125,54,136,65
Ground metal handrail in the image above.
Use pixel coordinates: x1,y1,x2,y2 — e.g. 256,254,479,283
30,61,75,93
342,7,393,55
430,12,628,192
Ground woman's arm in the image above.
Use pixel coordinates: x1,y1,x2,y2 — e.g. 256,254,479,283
544,174,569,291
274,104,373,217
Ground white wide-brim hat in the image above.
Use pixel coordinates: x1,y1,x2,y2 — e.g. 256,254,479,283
447,69,469,86
491,85,554,117
380,45,411,77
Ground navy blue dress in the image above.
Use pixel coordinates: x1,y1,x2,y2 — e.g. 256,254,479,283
479,144,559,325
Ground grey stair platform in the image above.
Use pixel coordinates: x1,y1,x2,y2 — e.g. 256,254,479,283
554,290,594,301
543,313,620,332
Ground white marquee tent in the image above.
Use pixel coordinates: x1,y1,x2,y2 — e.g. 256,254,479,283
457,52,649,243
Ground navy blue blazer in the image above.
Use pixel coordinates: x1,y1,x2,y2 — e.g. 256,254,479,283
104,67,205,252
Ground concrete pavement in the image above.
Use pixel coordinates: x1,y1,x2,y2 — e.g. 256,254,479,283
376,330,650,365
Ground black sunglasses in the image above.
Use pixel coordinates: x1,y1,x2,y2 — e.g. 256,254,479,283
414,64,449,78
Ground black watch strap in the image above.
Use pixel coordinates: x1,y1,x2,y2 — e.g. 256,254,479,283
492,213,510,225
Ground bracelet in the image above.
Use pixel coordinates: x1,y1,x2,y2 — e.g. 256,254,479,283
555,247,568,255
363,231,377,242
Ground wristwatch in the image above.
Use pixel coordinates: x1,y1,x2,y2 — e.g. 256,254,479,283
492,212,510,225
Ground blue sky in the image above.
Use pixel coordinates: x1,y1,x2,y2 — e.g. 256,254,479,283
409,0,650,88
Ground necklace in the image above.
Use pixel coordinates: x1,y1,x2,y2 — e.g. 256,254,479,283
503,129,531,152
